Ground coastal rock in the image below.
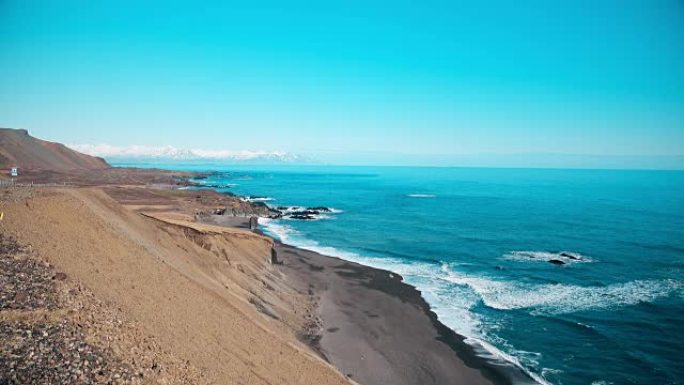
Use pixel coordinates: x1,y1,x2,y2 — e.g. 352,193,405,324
260,204,338,221
307,207,332,212
289,210,319,216
249,216,258,230
559,252,581,260
251,201,269,209
290,214,316,220
548,259,566,265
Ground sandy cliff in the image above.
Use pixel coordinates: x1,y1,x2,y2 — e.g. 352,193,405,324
0,186,351,385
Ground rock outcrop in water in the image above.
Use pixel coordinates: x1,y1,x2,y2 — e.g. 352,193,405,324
559,252,582,261
267,206,337,221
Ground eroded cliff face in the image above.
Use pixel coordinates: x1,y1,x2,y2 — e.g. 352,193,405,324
0,187,350,385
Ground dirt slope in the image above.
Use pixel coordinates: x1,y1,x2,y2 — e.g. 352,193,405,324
1,187,351,385
0,128,109,172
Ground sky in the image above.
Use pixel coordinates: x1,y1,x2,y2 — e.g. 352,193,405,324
1,1,684,168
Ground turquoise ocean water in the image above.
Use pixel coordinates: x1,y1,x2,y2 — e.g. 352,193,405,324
120,164,684,385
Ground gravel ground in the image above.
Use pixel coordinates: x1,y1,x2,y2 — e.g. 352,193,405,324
0,320,136,385
0,234,60,311
0,233,204,385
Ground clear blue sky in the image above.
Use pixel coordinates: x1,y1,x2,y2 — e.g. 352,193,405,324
1,1,683,167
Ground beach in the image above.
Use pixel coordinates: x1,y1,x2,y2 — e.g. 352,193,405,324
1,180,508,385
204,214,518,385
3,127,682,385
274,241,514,385
3,1,682,382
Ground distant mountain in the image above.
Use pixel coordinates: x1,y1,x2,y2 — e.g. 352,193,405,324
0,128,110,172
68,143,307,164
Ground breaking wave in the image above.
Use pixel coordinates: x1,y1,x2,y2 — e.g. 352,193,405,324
258,218,551,384
503,250,592,264
272,205,343,221
441,265,683,314
407,194,436,198
241,196,275,202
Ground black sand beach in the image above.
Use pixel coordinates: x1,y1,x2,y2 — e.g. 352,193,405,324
275,241,518,385
209,215,532,385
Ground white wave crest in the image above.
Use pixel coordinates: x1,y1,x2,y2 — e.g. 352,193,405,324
442,266,682,314
241,196,275,202
259,218,359,258
504,250,592,264
281,214,334,221
407,194,436,198
258,217,550,384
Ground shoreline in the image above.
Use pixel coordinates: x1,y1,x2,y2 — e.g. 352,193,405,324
203,212,536,384
1,163,537,385
273,238,541,385
93,165,541,384
274,239,512,385
1,186,354,385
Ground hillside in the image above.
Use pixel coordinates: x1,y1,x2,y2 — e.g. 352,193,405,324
1,186,351,385
0,128,110,172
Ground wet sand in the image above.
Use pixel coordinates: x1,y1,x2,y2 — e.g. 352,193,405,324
273,241,514,385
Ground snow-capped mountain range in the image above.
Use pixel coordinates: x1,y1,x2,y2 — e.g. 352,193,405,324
68,144,305,163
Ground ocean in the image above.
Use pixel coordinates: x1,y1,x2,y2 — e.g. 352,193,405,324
120,164,684,385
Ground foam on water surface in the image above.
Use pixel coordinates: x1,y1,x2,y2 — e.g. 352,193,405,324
441,265,683,314
259,218,555,384
503,250,592,264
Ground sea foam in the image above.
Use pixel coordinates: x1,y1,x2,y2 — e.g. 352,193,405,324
242,196,275,202
441,265,683,314
503,250,592,264
407,193,436,198
258,217,552,385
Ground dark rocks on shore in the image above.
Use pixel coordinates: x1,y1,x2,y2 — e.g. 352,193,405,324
307,207,332,212
267,206,336,220
290,214,316,220
290,210,319,217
